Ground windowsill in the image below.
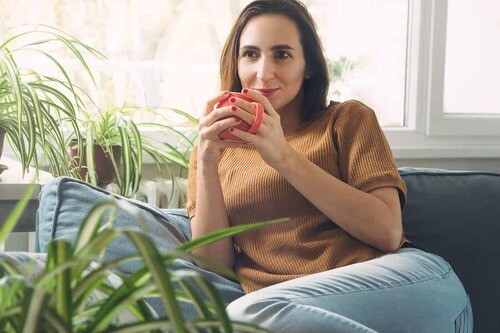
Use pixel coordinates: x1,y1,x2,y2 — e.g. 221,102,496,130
383,127,500,159
392,146,500,159
3,127,499,169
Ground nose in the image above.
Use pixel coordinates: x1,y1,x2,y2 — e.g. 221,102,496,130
256,57,275,82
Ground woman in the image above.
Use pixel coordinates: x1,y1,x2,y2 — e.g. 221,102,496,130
186,0,472,332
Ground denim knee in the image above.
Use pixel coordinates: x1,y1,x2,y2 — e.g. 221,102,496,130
226,295,377,333
454,296,473,333
226,295,288,322
226,249,472,333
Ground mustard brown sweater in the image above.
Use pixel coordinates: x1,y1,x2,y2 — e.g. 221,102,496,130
186,100,408,294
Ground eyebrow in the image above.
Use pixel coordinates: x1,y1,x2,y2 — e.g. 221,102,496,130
239,44,295,52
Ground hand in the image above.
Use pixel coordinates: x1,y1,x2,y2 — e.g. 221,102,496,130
197,91,248,164
227,88,293,168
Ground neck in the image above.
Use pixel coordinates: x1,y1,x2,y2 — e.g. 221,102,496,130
277,91,304,135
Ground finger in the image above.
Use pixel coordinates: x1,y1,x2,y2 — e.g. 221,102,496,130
228,96,256,116
204,90,231,116
204,105,233,127
221,140,250,148
241,88,277,116
208,116,242,137
228,126,257,145
228,105,255,125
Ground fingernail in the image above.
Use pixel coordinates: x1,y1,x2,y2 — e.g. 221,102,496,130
231,106,237,112
242,88,249,94
229,97,236,103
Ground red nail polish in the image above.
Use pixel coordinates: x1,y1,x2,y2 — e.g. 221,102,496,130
229,127,234,132
231,106,237,112
229,97,236,103
242,88,249,94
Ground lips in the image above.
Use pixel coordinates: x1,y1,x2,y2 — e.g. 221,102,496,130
255,88,279,97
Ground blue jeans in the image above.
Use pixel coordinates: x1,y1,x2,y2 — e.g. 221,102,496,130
36,177,472,332
226,247,472,332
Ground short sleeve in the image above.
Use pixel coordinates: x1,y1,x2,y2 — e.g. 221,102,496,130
185,144,198,219
333,100,407,210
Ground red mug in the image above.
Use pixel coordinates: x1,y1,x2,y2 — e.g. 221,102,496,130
216,92,264,142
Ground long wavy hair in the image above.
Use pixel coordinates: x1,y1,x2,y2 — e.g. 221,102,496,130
219,0,330,122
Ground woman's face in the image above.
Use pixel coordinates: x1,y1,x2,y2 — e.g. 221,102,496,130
237,14,306,114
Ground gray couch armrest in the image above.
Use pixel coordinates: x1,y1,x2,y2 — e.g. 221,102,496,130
400,167,500,332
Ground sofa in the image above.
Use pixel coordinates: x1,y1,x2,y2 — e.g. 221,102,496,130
398,167,500,333
3,167,499,332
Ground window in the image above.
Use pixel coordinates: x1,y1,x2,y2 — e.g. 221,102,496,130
2,0,499,158
318,0,409,127
1,0,246,124
444,0,500,115
0,0,409,127
424,0,500,137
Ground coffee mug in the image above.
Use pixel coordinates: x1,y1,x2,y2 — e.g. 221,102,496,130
216,92,264,142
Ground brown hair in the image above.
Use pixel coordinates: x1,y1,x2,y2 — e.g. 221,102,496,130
220,0,330,122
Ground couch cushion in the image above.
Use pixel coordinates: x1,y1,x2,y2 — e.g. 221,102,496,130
36,177,244,319
399,167,500,333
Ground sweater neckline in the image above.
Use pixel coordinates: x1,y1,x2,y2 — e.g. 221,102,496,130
284,101,336,139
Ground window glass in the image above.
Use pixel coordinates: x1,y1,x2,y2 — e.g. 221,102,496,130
0,0,409,126
444,0,500,115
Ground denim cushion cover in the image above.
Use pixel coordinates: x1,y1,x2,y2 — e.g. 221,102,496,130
36,177,244,319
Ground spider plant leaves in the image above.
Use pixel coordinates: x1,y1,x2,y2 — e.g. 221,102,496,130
85,123,98,186
0,24,97,177
122,230,186,333
76,104,197,198
0,189,287,332
176,217,290,253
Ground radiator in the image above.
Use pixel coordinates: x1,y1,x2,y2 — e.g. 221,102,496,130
105,177,187,209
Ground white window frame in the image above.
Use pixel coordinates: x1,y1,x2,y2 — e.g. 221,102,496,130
5,0,500,163
385,0,500,159
427,0,500,136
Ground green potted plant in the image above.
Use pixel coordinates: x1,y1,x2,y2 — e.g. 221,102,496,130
0,110,15,173
0,185,286,332
0,24,103,177
69,105,199,198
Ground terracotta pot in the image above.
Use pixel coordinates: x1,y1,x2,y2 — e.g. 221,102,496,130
0,127,5,159
69,140,122,185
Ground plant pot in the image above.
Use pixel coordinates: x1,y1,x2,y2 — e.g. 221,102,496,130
69,140,122,185
0,127,5,159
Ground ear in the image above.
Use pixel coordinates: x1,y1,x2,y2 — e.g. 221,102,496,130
304,67,313,79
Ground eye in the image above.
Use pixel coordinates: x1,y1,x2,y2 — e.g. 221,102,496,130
241,50,257,58
276,50,291,59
